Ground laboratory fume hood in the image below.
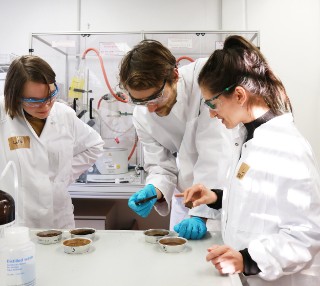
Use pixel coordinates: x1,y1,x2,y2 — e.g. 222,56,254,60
29,30,259,199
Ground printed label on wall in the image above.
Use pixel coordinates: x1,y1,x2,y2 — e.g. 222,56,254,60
168,38,192,49
99,42,131,55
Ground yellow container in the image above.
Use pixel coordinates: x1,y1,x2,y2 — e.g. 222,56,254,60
68,76,85,99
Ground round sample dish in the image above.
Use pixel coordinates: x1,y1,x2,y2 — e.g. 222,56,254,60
144,229,170,244
70,228,96,239
36,230,62,245
63,238,92,254
158,237,187,253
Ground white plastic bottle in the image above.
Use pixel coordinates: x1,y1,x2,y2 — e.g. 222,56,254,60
2,227,36,286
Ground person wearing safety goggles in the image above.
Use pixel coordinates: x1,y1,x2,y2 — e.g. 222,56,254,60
119,40,234,240
176,35,320,286
0,55,104,229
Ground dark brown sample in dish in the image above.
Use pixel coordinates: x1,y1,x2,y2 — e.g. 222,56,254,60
37,230,62,237
145,229,169,236
159,237,186,246
70,228,95,235
63,238,91,247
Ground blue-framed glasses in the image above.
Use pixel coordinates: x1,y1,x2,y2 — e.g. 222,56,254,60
204,84,236,110
22,83,59,108
128,80,167,106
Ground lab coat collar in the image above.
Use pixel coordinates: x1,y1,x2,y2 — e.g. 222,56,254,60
146,78,185,121
47,103,58,124
254,112,293,133
236,113,294,143
169,76,188,120
20,102,59,141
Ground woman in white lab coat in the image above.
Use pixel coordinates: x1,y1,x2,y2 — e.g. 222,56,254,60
176,35,320,285
0,55,104,229
119,40,233,238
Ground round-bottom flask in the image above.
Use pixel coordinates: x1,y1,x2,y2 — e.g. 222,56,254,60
0,190,15,238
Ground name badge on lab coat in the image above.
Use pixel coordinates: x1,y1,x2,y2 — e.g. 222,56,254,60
8,136,30,150
236,162,250,179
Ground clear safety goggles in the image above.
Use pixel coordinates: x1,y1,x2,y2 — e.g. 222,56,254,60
22,83,59,108
127,80,167,106
204,83,236,111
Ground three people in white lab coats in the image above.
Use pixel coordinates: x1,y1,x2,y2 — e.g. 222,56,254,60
0,55,104,229
119,40,233,239
176,35,320,285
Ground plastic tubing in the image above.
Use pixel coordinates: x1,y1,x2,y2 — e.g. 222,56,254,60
97,97,104,109
81,48,128,103
176,56,195,64
128,134,138,161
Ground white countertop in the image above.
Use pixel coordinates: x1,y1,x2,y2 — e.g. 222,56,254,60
68,183,143,199
31,230,242,286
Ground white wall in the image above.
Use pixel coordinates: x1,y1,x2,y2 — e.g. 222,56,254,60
247,0,320,157
0,0,319,163
80,0,221,31
251,0,320,164
0,0,79,55
0,0,220,54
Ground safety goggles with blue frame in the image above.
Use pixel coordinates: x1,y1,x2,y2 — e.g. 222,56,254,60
22,83,59,107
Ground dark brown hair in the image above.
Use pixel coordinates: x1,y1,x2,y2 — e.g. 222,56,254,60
4,55,56,118
198,35,292,115
119,39,176,91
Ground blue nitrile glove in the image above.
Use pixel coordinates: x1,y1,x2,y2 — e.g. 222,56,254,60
128,184,158,218
173,217,207,240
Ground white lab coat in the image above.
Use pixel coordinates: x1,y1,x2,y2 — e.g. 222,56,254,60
222,113,320,286
0,98,104,229
133,58,234,229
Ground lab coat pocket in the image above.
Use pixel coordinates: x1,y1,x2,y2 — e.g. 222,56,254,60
229,174,267,235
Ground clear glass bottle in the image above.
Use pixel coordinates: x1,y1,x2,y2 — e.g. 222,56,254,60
0,189,15,238
2,227,36,286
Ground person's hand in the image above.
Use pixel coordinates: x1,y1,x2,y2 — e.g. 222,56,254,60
175,184,217,207
173,216,207,240
128,184,158,218
206,245,244,274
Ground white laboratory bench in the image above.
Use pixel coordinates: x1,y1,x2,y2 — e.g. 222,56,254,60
68,182,143,199
31,230,242,286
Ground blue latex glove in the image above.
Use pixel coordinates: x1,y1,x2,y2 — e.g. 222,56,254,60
173,217,207,240
128,184,157,218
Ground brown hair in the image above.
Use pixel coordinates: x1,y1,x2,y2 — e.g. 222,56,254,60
119,39,176,91
198,35,292,115
4,55,56,118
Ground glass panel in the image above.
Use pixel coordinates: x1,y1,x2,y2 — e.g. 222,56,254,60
30,31,259,187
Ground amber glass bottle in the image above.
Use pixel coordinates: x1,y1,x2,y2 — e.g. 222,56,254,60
0,189,15,238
